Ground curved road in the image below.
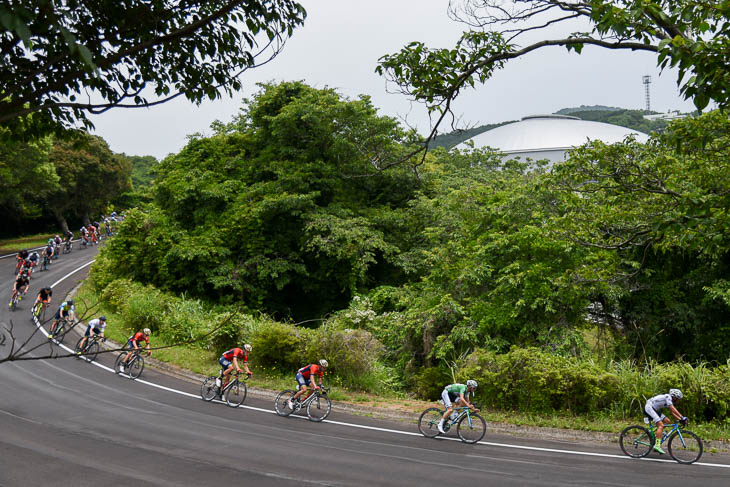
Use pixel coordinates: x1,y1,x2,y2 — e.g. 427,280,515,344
0,247,728,486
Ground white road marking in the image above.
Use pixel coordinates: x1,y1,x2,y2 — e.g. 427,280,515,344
33,260,730,471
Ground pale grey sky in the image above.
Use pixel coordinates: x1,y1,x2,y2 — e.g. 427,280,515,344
89,0,697,160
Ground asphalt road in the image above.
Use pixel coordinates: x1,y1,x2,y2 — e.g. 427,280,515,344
1,245,729,486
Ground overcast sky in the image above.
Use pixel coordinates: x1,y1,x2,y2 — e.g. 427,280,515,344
89,0,698,160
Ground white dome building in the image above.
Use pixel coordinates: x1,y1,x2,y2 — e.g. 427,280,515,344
458,114,649,163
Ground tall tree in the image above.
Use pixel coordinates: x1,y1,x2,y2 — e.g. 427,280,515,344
48,131,132,231
0,0,306,137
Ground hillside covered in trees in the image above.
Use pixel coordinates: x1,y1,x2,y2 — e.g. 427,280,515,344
90,81,730,420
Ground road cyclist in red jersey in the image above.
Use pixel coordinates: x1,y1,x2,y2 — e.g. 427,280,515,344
218,345,253,390
118,328,151,372
287,359,328,410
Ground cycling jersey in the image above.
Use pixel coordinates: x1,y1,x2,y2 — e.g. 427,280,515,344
17,250,29,260
131,331,149,344
87,318,106,333
647,394,673,411
38,287,52,301
222,348,248,362
29,253,38,263
15,276,29,288
298,364,323,380
444,384,468,396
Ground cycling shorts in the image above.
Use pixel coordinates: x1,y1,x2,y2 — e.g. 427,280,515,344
54,309,70,320
219,357,233,369
126,339,144,349
295,372,313,388
84,326,102,337
441,388,460,408
644,403,666,424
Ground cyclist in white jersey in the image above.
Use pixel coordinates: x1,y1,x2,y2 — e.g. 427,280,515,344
644,389,687,454
77,316,107,352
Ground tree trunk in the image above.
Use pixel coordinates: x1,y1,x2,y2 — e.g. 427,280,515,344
52,209,69,234
83,213,91,227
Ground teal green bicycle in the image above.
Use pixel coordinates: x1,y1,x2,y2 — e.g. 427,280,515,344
619,418,703,464
418,404,486,444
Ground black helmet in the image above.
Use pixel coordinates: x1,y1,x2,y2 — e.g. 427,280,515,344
66,299,74,306
99,315,107,321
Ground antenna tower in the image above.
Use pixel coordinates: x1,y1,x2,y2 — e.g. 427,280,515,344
642,75,652,111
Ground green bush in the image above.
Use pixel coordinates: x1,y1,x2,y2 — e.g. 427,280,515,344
411,366,451,400
462,347,730,421
251,322,309,372
304,324,384,388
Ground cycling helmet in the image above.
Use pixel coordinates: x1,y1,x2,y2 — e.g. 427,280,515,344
66,299,74,306
243,344,252,352
466,379,478,389
99,315,107,321
319,359,328,368
669,388,683,400
48,238,54,244
143,327,151,335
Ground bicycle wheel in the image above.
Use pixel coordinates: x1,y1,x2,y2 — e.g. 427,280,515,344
307,394,332,422
54,321,67,344
418,408,444,438
201,376,219,402
619,425,653,458
114,353,126,375
10,296,17,312
225,379,247,407
274,390,296,417
74,337,85,356
668,430,703,464
128,355,145,379
457,413,486,443
86,341,100,362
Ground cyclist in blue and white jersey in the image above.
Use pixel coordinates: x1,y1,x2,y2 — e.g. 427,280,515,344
438,380,479,434
77,316,107,353
49,300,75,337
645,389,686,454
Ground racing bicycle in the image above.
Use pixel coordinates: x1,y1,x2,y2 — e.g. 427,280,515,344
200,371,249,407
275,385,332,422
48,317,72,344
418,404,487,444
114,348,146,379
32,300,48,322
619,418,703,464
74,333,105,362
62,240,73,254
9,291,22,312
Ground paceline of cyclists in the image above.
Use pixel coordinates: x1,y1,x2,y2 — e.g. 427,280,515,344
11,214,691,451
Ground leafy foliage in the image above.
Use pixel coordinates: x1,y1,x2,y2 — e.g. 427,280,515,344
0,1,307,134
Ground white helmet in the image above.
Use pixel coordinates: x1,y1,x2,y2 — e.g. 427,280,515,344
466,380,478,389
669,388,683,400
243,344,252,352
319,359,328,368
143,328,151,335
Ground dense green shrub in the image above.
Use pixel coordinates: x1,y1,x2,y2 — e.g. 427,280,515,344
304,324,384,387
411,366,451,400
463,347,730,421
251,322,309,372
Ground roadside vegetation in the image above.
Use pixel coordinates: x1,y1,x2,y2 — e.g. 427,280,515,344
70,81,730,444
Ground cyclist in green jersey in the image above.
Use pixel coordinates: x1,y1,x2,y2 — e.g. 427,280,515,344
439,380,479,434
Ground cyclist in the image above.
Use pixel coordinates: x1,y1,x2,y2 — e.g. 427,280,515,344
64,230,73,249
77,316,107,353
218,345,253,390
10,269,30,307
42,241,54,267
118,328,151,372
28,250,39,270
21,257,34,277
33,286,53,315
438,380,480,434
15,249,28,274
49,300,75,337
80,225,89,246
645,388,687,454
288,359,328,410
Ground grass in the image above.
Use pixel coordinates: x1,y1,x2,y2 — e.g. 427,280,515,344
0,233,55,253
71,283,730,447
